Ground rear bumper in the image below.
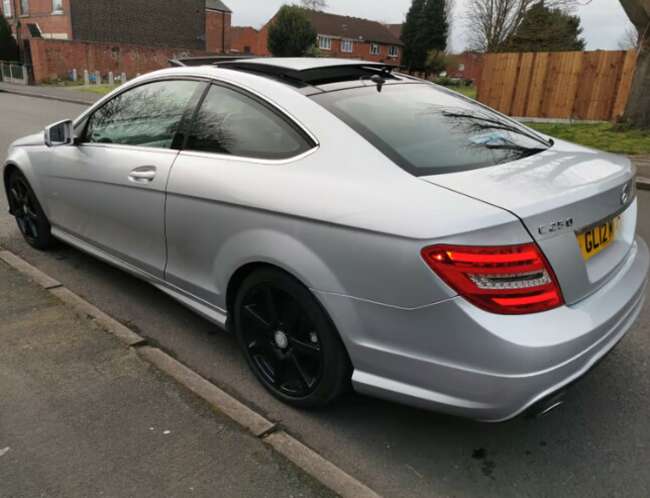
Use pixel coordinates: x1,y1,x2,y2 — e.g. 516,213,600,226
316,236,649,421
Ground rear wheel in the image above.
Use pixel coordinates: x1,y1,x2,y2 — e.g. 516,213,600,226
234,268,350,408
7,170,55,250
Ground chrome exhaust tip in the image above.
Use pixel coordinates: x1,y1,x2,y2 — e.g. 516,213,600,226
525,391,566,419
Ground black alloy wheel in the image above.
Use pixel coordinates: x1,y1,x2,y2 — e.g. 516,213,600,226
7,171,55,250
234,268,350,408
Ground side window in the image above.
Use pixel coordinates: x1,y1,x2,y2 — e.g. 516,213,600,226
84,80,199,149
186,85,313,160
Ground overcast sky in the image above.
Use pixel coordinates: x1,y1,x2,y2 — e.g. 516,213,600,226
228,1,632,52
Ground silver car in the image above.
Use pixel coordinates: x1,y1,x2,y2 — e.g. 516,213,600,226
3,59,648,421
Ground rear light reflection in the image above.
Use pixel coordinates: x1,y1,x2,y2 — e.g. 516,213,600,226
421,243,564,314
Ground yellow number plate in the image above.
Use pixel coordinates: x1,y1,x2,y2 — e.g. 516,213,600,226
577,216,620,261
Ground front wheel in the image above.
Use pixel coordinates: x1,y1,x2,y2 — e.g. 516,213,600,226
234,268,351,408
6,170,55,250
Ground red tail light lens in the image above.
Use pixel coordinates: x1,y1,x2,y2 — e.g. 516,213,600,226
421,243,564,314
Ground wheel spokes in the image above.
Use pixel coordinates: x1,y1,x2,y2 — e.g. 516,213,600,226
290,336,321,357
242,284,324,398
263,287,279,327
289,352,314,390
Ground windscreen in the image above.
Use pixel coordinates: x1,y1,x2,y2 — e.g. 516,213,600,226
311,83,552,176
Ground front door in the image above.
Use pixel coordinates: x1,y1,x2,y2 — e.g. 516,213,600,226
40,79,203,278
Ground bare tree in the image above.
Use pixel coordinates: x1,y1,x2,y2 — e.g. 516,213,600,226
619,23,640,49
299,0,328,10
620,0,650,127
465,0,577,52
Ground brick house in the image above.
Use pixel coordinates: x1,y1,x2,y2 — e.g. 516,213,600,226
446,52,484,83
232,9,404,66
0,0,231,52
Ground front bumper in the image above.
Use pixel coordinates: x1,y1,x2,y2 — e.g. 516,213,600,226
316,236,649,421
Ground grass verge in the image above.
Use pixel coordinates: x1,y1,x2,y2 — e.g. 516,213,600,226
527,122,650,156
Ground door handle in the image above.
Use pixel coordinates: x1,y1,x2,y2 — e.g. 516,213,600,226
129,166,157,183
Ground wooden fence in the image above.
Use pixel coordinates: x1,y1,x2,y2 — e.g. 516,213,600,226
476,50,637,121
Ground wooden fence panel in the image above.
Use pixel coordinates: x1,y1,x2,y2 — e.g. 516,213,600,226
477,50,637,121
510,52,535,117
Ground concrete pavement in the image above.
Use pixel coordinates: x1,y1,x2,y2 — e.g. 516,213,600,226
0,257,333,498
2,92,650,498
0,81,100,105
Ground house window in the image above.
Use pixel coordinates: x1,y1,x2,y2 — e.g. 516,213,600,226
370,43,380,56
341,39,353,53
388,46,399,58
2,0,12,17
52,0,63,13
318,36,332,51
20,0,28,15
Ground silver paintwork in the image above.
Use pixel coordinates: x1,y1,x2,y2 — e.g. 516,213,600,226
3,60,648,420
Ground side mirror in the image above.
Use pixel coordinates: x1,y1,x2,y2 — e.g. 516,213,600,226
44,119,74,147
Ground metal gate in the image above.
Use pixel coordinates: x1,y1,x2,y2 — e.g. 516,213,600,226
0,61,30,85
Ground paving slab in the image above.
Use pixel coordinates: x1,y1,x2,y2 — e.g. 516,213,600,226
0,259,333,498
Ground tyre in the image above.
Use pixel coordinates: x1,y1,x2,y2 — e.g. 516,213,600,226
234,267,351,408
6,170,55,250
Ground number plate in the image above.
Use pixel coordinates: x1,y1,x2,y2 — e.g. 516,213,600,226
576,216,620,261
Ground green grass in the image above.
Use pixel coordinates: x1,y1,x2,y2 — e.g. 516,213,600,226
451,85,477,99
526,122,650,156
74,85,119,96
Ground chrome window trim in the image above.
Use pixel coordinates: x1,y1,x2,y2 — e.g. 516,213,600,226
177,144,319,165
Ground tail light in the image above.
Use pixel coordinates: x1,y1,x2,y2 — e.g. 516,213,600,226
421,243,564,314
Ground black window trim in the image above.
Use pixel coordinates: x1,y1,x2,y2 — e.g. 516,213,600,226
180,80,319,163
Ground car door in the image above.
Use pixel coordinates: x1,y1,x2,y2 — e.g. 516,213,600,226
164,82,316,308
40,79,204,278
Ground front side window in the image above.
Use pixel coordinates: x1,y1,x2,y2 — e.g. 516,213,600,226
2,0,12,17
52,0,63,12
318,36,332,50
84,80,200,149
186,84,313,160
370,43,380,55
341,39,353,53
20,0,28,15
312,84,551,176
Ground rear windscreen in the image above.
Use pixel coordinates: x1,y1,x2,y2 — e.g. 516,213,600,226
311,83,551,176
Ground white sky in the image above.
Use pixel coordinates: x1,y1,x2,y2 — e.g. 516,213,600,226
227,0,632,52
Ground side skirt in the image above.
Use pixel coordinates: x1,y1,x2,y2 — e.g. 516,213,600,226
50,226,229,329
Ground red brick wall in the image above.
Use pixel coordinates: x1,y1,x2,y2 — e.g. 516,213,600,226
446,52,484,83
205,10,231,53
231,27,264,55
317,37,402,65
2,0,73,40
29,38,206,83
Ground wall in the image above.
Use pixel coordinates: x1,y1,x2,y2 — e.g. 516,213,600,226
317,37,401,65
477,50,638,121
29,38,206,83
70,0,206,49
446,52,484,83
230,26,264,55
205,10,231,53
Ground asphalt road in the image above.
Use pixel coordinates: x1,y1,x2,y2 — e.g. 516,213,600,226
1,92,649,498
